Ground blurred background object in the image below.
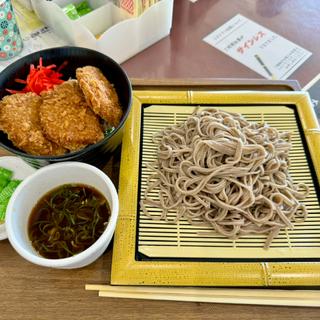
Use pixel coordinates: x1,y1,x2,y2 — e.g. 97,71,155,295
30,0,173,64
15,0,33,11
0,0,23,60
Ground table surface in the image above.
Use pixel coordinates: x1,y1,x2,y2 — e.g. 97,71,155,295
2,1,320,319
123,0,320,88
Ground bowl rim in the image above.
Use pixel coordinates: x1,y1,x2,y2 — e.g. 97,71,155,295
0,46,132,160
5,161,119,268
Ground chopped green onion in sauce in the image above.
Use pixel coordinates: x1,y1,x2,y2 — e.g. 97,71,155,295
28,183,110,259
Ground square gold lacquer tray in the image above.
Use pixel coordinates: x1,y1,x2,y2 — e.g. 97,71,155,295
111,90,320,287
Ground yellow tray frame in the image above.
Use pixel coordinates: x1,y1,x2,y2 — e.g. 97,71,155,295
111,90,320,287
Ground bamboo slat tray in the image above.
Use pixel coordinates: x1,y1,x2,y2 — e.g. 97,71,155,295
111,85,320,287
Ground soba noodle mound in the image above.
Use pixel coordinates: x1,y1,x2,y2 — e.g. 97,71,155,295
140,108,309,249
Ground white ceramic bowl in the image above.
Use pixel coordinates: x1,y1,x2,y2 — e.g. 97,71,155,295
5,162,119,269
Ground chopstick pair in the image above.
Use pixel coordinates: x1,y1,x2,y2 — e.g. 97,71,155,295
86,284,320,307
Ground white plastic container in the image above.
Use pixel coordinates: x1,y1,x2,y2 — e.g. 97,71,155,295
31,0,174,63
15,0,33,11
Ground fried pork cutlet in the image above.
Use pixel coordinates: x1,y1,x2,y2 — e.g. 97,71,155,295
76,66,123,127
40,80,104,151
0,93,66,156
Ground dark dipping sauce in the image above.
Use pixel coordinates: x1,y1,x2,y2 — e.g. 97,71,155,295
28,183,110,259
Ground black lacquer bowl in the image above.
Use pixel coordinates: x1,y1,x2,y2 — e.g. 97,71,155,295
0,47,132,168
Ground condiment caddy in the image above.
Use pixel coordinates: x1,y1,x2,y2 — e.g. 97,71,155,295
31,0,174,63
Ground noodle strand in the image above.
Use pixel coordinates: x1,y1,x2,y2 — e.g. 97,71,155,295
141,109,309,249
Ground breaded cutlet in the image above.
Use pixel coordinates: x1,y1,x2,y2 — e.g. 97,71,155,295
0,93,66,156
76,66,123,127
40,80,104,151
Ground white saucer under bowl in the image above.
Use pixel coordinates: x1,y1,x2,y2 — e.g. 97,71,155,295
0,157,36,240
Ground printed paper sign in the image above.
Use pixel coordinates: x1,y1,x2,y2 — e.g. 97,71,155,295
0,26,67,72
203,14,312,80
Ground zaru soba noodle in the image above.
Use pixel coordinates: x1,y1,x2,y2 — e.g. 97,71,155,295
140,108,309,249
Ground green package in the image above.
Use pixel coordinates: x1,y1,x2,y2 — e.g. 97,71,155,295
0,199,9,221
76,1,93,16
0,179,21,220
0,167,13,180
0,176,9,192
0,167,13,193
63,3,80,20
63,1,93,20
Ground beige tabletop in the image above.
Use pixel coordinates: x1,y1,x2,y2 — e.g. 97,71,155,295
122,0,319,88
1,1,320,319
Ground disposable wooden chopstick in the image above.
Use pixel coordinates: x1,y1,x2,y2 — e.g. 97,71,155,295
85,284,320,307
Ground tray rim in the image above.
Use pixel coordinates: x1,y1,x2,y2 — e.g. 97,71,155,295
130,78,301,91
111,89,320,287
